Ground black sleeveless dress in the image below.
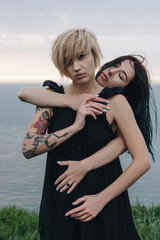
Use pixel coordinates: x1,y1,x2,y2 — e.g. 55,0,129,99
39,81,140,240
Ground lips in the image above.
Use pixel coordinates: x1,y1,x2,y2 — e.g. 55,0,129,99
75,73,86,79
101,72,108,81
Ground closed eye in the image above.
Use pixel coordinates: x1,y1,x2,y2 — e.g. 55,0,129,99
119,74,124,81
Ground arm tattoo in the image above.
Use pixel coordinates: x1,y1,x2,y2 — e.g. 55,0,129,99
35,106,46,112
22,146,37,159
23,131,70,159
24,132,34,140
33,111,49,135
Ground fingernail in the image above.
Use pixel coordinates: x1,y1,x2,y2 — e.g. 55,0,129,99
55,181,57,185
107,106,110,110
56,187,59,191
65,213,68,216
67,191,70,194
100,111,103,114
57,161,61,164
95,94,99,97
72,202,75,205
106,100,110,103
104,110,108,112
60,189,63,192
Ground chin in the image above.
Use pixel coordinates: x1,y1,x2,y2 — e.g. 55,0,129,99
97,77,107,88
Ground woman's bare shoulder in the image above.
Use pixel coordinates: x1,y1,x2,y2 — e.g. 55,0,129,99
109,94,130,110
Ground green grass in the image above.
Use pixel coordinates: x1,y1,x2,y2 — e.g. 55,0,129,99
0,204,160,240
0,206,39,240
132,203,160,240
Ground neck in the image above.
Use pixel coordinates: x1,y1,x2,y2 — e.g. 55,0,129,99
65,78,103,95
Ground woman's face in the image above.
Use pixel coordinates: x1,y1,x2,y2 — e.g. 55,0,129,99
96,59,135,88
65,50,96,84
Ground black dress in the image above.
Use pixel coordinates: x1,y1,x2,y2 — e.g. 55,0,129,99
39,81,140,240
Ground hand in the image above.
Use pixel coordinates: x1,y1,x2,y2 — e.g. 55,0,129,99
73,96,109,131
55,160,87,194
69,94,110,111
65,194,105,222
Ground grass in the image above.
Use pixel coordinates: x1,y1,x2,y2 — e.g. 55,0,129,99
132,203,160,240
0,206,39,240
0,204,160,240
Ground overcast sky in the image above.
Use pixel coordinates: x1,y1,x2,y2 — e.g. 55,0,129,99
0,0,160,83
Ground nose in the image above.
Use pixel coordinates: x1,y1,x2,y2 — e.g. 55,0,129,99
109,68,120,76
73,60,81,72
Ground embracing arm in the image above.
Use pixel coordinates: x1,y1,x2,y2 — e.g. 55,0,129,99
18,87,72,108
18,87,108,111
99,95,151,203
82,130,126,172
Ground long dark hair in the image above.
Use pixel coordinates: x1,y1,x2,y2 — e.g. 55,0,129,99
96,55,157,162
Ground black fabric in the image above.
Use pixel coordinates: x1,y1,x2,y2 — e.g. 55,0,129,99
39,81,140,240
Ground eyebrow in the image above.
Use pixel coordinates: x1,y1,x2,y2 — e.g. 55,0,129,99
77,50,86,57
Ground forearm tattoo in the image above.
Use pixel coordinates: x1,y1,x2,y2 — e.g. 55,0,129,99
23,130,70,159
33,110,49,135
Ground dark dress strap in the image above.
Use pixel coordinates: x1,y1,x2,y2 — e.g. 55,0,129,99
99,87,123,99
43,80,64,94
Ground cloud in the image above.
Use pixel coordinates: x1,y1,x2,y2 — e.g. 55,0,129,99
0,34,57,54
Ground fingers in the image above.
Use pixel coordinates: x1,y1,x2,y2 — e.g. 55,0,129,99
93,96,110,105
85,107,103,115
82,216,94,222
72,196,86,206
65,205,83,217
74,213,91,221
67,182,77,194
82,95,109,106
85,110,97,120
55,161,69,185
65,196,86,216
55,172,66,186
56,178,71,192
85,102,110,113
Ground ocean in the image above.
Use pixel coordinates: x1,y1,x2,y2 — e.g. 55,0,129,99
0,83,160,211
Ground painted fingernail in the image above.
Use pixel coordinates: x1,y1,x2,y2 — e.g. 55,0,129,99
67,191,70,194
57,161,61,164
60,189,63,192
104,110,108,112
65,213,68,216
56,187,59,191
95,94,99,97
55,181,57,185
106,100,110,103
72,202,75,205
107,106,110,110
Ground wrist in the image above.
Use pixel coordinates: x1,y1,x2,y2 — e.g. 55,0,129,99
96,191,108,208
99,187,112,206
65,95,74,108
70,123,80,134
81,158,92,172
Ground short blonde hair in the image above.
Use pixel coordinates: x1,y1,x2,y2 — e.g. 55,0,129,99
51,28,103,77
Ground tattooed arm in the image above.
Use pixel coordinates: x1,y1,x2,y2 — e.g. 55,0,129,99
22,97,103,159
22,107,80,159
